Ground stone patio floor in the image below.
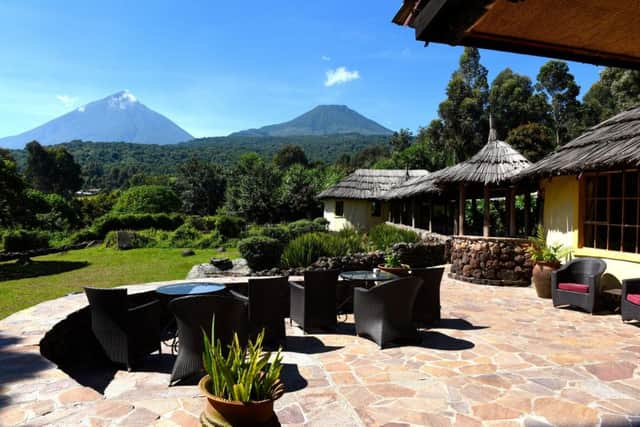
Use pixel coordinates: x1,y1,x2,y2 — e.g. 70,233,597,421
1,275,640,426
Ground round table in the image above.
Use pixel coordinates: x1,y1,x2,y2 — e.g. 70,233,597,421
156,282,226,296
340,270,398,288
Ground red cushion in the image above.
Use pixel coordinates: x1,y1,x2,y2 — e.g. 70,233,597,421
558,282,589,293
626,293,640,306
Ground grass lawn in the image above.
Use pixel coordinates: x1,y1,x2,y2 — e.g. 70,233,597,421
0,246,239,320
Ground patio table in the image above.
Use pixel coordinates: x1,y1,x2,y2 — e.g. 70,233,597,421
337,270,398,316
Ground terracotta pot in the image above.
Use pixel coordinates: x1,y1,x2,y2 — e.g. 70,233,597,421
532,261,560,299
378,264,410,277
198,375,284,427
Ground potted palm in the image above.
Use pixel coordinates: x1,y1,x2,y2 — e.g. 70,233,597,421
378,251,410,276
199,326,284,426
528,225,570,299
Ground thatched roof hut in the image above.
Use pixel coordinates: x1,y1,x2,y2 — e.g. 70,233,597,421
435,127,532,185
520,105,640,178
381,169,444,200
317,169,429,200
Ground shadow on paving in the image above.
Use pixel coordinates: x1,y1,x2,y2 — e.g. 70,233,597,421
417,330,475,351
284,335,343,354
0,334,55,409
0,260,89,282
436,318,489,331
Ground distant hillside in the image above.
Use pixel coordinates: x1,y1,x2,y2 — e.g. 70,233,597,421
0,91,193,149
230,105,393,137
9,134,389,187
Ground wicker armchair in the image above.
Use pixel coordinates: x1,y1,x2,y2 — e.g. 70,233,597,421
409,266,445,326
551,258,607,313
289,270,339,333
169,294,248,385
621,278,640,322
84,287,162,371
353,277,423,348
230,276,289,346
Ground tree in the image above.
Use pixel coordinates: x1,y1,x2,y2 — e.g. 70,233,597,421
351,145,389,168
536,61,581,146
389,129,412,151
506,123,556,163
174,158,226,215
225,153,281,223
428,47,489,164
582,67,640,127
113,185,181,214
25,141,83,196
273,144,309,169
0,150,25,227
278,165,322,220
489,68,550,137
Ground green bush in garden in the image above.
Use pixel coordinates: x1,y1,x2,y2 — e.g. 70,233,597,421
367,224,419,251
194,231,222,249
67,227,100,244
312,217,329,229
112,185,181,214
286,219,325,239
104,230,155,250
281,231,365,268
169,224,201,248
238,236,283,270
2,229,50,252
213,214,246,239
92,213,183,237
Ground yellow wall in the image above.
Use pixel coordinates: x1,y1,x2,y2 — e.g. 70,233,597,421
542,175,640,283
323,199,388,232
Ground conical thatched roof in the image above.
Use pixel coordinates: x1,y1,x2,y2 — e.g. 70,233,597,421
381,169,444,200
317,169,429,200
435,124,531,185
520,105,640,178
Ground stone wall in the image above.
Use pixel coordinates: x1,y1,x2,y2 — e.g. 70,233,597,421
449,236,532,286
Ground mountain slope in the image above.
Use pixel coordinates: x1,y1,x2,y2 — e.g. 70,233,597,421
0,91,193,149
230,105,393,137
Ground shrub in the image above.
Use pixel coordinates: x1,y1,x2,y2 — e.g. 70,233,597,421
2,229,50,252
213,215,246,239
286,219,325,239
247,224,291,244
104,230,155,250
92,213,183,238
281,231,365,268
112,185,181,214
67,227,100,244
194,231,222,249
184,216,209,232
238,236,283,270
169,224,201,248
313,217,329,229
368,224,419,251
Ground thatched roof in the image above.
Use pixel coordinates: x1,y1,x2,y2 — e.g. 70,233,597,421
435,126,531,185
381,169,444,200
520,105,640,178
317,169,429,200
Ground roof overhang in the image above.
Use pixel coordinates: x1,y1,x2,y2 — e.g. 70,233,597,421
393,0,640,69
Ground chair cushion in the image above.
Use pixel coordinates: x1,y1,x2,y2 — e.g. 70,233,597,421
626,293,640,306
558,282,589,293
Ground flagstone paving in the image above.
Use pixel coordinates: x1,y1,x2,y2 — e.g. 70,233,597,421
1,275,639,426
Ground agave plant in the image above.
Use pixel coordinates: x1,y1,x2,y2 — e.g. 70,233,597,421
527,225,571,264
202,322,283,403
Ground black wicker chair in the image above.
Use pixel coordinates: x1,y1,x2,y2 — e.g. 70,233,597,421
551,258,607,313
353,277,423,348
289,270,339,333
621,278,640,322
84,287,162,371
409,266,445,326
230,276,289,346
168,294,248,385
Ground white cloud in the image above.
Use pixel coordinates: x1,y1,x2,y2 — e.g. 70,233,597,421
56,94,78,108
321,55,331,62
324,66,360,87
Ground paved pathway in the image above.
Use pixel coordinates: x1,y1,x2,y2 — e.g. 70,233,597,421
1,276,639,426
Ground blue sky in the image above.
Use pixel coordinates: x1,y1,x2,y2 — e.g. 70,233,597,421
0,0,603,138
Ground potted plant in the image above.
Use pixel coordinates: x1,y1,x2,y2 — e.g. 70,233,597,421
199,326,284,426
378,251,410,276
528,225,571,299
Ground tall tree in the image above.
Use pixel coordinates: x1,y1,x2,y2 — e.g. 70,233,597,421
0,149,25,227
273,144,309,169
536,61,581,146
278,164,323,220
389,128,412,152
25,141,83,196
174,158,226,215
582,67,640,127
506,123,556,163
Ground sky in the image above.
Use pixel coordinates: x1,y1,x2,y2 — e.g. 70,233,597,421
0,0,604,138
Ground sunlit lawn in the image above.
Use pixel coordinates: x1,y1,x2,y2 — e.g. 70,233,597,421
0,246,239,319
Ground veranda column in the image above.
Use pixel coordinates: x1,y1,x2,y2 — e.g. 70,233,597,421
524,191,531,236
509,187,517,236
458,183,465,235
483,185,490,237
411,198,416,228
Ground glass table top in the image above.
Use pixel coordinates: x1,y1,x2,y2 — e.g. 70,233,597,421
339,270,398,282
155,282,226,296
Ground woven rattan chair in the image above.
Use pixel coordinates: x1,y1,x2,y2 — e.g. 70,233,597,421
84,287,162,371
552,258,607,313
621,278,640,322
409,266,445,326
230,276,289,346
289,270,339,333
168,294,248,385
354,277,423,348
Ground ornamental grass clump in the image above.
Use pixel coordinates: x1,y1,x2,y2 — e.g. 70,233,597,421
527,225,571,264
368,224,419,251
202,327,283,403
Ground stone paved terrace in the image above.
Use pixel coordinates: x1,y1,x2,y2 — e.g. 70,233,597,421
1,276,640,426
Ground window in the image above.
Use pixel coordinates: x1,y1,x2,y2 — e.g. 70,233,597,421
335,200,344,217
371,200,381,217
582,171,640,253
